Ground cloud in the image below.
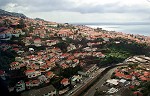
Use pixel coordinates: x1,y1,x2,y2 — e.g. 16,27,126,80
0,0,12,7
0,0,150,23
1,0,150,14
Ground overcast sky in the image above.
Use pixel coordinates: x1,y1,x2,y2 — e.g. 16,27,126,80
0,0,150,23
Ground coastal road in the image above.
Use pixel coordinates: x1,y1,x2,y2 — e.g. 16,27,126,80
83,67,118,96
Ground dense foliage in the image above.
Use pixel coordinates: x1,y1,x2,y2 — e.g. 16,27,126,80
99,38,150,66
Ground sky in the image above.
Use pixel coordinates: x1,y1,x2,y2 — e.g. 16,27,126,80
0,0,150,23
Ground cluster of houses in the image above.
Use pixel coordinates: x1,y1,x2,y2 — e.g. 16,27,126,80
100,56,150,95
0,16,150,96
1,16,150,46
7,44,104,95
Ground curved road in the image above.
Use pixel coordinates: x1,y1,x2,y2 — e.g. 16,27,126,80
83,67,118,96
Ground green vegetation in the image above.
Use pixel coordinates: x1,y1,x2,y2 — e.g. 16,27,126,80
60,65,82,78
54,42,68,52
0,48,17,70
94,90,105,96
141,81,150,96
99,38,150,66
107,38,150,55
131,81,150,96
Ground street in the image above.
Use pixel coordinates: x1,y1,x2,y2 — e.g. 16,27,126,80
65,68,106,96
83,67,118,96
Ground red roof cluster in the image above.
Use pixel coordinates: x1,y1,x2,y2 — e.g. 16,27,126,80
115,72,132,80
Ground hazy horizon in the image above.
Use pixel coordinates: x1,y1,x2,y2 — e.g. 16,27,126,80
0,0,150,36
0,0,150,23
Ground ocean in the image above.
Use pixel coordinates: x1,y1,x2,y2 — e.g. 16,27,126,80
86,24,150,36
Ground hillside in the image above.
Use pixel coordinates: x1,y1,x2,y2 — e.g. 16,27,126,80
0,9,26,18
0,9,150,96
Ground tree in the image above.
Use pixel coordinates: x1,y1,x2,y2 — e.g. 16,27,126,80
141,81,150,96
94,90,105,96
18,18,25,28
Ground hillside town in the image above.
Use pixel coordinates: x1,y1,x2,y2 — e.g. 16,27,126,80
0,15,150,96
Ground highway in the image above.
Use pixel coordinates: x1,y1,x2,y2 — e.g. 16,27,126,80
64,63,124,96
65,68,106,96
83,67,118,96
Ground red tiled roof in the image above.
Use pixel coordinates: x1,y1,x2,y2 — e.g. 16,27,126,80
68,56,75,60
115,72,132,80
61,64,69,69
40,64,48,69
73,59,78,62
129,85,135,89
11,62,18,65
115,72,124,78
34,38,41,41
46,71,53,77
143,71,150,77
125,75,132,79
140,76,150,81
131,72,140,77
25,69,35,73
25,81,30,85
32,80,39,84
61,78,69,84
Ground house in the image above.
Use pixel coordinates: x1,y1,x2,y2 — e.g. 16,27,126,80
71,75,82,85
28,63,39,70
57,29,73,37
49,23,58,27
107,87,118,94
34,38,42,46
0,33,12,40
78,64,97,76
61,78,70,86
45,71,55,79
15,57,23,62
46,40,59,46
38,75,48,83
60,64,69,69
139,76,150,81
115,71,132,80
71,59,79,67
25,80,40,89
16,80,26,92
40,64,51,71
45,22,58,27
74,53,81,57
29,48,34,52
25,69,41,78
60,53,70,58
106,79,119,86
21,85,56,96
9,62,24,70
51,47,61,53
67,44,76,52
46,59,56,68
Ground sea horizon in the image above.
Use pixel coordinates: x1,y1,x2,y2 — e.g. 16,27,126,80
71,22,150,36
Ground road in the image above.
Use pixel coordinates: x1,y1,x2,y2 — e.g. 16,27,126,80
65,68,106,96
83,67,118,96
